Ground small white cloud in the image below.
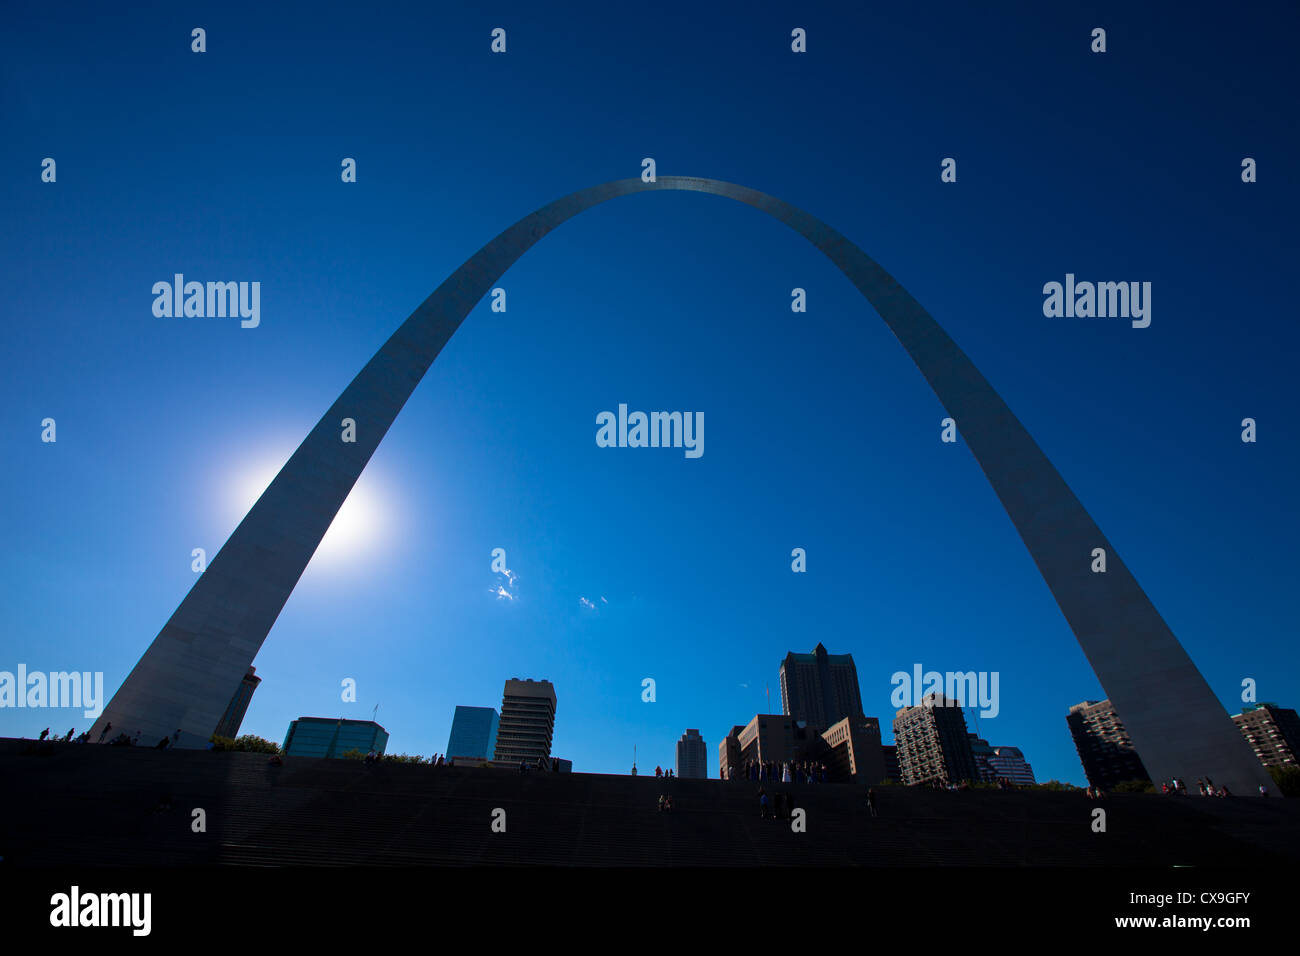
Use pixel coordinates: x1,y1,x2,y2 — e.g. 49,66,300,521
600,596,608,604
579,596,595,610
491,585,514,601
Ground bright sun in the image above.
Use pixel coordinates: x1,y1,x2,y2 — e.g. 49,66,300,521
224,452,390,568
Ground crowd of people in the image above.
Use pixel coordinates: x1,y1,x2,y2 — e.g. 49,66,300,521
36,724,181,749
727,759,829,784
1159,776,1256,797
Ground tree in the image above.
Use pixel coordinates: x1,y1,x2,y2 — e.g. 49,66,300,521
1269,765,1300,797
209,734,280,754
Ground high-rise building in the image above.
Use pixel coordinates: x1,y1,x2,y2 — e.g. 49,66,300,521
821,715,885,784
676,728,708,778
988,746,1036,785
446,705,499,760
1232,703,1300,769
968,733,996,783
882,744,901,782
1067,699,1150,790
491,678,556,767
893,693,979,786
719,725,744,780
214,666,261,739
779,642,865,732
737,714,798,769
282,717,388,759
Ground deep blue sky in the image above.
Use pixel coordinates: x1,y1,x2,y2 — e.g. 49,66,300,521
2,2,1297,784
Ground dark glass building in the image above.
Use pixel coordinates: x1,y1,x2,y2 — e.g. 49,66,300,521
282,717,388,759
446,705,499,760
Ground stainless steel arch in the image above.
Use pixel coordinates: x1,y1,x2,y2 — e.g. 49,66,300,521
95,176,1271,794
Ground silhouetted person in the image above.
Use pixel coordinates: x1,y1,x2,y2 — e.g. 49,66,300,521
154,736,169,749
65,728,74,741
759,787,770,819
867,788,877,817
38,728,49,741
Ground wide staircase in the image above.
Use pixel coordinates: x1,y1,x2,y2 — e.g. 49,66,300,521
2,738,1297,866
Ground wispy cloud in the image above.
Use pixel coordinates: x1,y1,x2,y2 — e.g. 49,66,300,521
490,562,518,602
579,596,596,610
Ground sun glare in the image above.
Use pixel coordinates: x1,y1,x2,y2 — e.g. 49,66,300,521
224,451,390,569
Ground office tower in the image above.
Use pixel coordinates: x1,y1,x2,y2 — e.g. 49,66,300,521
492,678,556,767
893,693,979,786
779,642,865,732
968,733,997,783
821,715,885,783
881,744,901,782
1067,699,1150,789
213,665,261,739
1232,703,1300,768
988,746,1037,785
739,715,795,768
282,717,388,759
719,726,744,779
446,705,499,760
675,728,708,778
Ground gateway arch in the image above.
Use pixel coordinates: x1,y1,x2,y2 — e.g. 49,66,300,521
93,176,1271,794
